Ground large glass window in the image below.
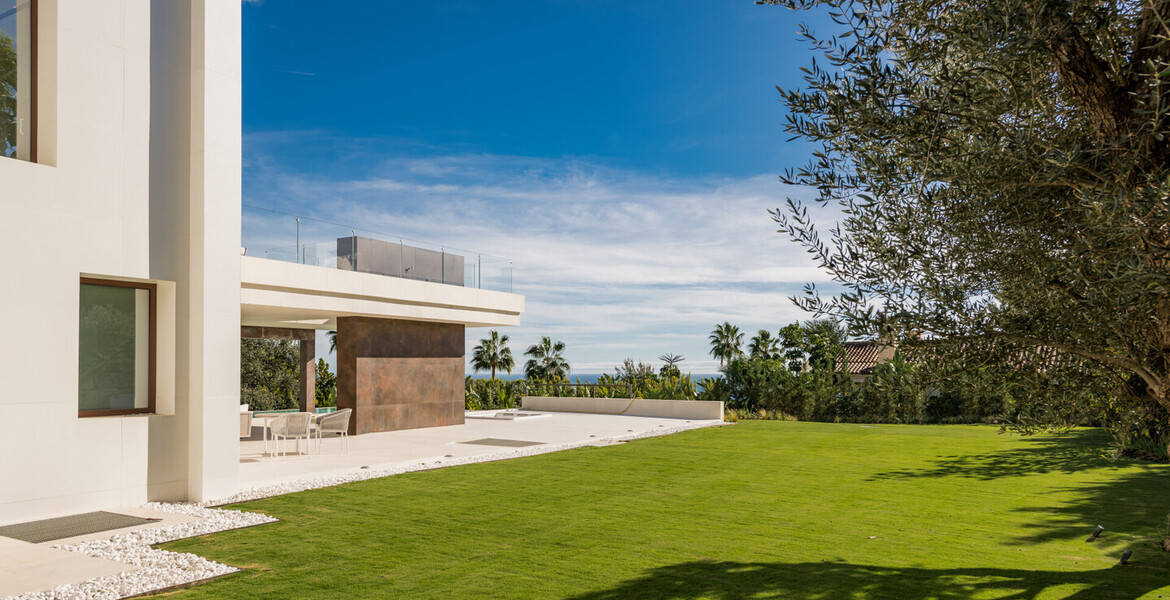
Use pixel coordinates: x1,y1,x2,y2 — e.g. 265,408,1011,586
79,279,156,416
0,0,34,161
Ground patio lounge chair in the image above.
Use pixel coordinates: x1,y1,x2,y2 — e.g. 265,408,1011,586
270,412,313,457
313,408,352,453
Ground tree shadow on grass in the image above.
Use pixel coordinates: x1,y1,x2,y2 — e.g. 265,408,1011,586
562,560,1164,600
868,429,1111,482
1009,466,1170,545
866,429,1170,546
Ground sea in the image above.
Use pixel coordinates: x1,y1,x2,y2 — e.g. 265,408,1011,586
467,373,723,383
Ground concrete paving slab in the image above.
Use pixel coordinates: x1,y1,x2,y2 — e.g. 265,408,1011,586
0,536,131,598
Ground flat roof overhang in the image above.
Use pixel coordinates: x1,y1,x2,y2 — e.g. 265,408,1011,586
239,256,523,330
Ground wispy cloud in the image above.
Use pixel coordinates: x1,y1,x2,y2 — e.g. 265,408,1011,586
244,133,840,373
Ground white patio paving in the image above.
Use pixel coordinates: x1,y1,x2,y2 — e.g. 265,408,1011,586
236,410,725,496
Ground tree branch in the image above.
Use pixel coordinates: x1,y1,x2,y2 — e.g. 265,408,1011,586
1000,332,1164,401
1130,0,1170,73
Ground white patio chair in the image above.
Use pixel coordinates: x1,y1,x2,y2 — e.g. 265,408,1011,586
313,408,352,453
239,411,253,439
270,412,313,457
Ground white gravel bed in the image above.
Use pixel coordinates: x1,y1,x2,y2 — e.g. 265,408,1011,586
2,504,277,600
3,418,723,600
209,418,726,505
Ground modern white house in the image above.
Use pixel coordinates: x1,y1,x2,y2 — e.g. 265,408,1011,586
0,0,522,526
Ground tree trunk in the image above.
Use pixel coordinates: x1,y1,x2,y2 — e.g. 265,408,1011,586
1036,2,1129,143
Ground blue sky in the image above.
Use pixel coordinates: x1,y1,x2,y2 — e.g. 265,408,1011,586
241,0,840,374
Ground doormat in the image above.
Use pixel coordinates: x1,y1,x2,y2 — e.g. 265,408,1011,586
458,438,545,448
0,511,160,543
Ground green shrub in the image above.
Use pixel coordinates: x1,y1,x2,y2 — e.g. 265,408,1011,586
720,353,1005,424
464,377,526,410
852,353,924,423
464,362,707,411
723,358,834,418
697,377,731,404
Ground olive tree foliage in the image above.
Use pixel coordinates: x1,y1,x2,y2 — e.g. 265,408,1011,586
762,0,1170,432
240,338,300,411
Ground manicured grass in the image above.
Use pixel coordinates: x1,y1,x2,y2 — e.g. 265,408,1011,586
162,422,1170,599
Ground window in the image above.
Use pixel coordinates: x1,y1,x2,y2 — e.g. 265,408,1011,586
0,0,34,161
79,279,156,416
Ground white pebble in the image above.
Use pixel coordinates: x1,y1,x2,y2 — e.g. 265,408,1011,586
1,504,276,600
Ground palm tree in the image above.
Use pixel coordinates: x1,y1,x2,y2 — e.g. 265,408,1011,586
658,353,685,378
708,322,744,369
327,330,337,354
471,330,514,380
524,336,570,381
748,329,780,360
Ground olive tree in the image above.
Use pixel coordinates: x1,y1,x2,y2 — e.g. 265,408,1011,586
762,0,1170,436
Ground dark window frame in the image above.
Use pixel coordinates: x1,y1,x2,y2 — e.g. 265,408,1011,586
2,0,37,162
78,277,157,417
28,0,35,162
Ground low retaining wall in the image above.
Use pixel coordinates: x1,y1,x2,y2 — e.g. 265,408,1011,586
520,396,724,421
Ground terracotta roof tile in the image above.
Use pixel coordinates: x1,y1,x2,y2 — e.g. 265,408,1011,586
841,341,897,374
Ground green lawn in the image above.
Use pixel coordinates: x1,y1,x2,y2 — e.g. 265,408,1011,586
161,422,1170,599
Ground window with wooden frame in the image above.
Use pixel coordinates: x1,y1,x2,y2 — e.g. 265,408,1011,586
0,0,35,162
78,278,156,416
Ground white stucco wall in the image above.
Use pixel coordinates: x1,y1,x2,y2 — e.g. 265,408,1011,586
0,0,242,524
0,0,158,524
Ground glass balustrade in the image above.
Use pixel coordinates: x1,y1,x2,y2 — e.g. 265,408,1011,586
242,205,513,293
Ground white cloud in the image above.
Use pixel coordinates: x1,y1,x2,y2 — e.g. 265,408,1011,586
243,138,843,374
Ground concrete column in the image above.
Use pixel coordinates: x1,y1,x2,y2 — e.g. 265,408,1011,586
149,0,242,504
336,317,465,435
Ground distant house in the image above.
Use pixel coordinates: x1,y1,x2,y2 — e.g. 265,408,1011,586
841,341,898,384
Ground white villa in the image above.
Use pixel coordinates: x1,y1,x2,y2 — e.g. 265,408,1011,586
0,0,523,526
